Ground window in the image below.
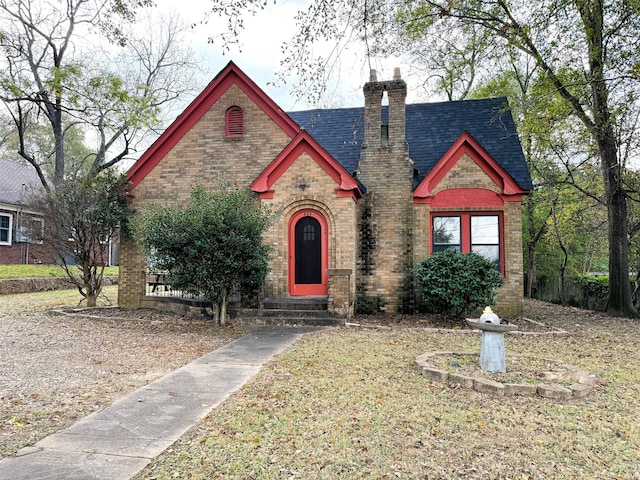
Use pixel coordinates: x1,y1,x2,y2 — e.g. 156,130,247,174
432,213,502,272
471,216,499,265
303,223,316,241
225,106,244,137
433,216,460,252
0,213,12,245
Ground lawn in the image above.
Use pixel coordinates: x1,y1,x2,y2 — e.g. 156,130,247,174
0,264,118,279
0,285,119,314
135,301,640,479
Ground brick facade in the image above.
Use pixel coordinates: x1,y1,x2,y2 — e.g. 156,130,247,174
0,208,54,265
119,62,529,318
412,159,525,318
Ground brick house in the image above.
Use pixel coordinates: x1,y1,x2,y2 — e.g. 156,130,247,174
119,62,532,317
0,159,54,265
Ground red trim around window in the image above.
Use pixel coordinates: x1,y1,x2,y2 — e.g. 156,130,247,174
430,211,505,276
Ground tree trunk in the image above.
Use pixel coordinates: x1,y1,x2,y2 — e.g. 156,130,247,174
212,303,220,325
604,170,636,316
551,200,568,305
597,122,636,316
220,288,228,326
525,196,542,298
580,0,638,317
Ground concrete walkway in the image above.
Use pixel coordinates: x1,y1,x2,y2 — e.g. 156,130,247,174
0,326,331,480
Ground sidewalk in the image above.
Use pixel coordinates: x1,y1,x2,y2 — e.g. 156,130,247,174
0,326,331,480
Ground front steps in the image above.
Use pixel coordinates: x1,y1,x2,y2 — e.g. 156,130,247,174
231,296,343,326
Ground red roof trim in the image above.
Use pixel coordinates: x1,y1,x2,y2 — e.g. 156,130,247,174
413,131,530,200
128,61,300,189
251,130,363,199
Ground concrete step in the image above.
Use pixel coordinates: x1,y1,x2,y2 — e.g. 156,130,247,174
263,296,328,311
230,297,341,326
231,315,343,327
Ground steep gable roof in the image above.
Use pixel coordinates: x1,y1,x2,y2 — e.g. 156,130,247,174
251,130,362,200
289,97,533,192
128,61,300,189
414,131,528,199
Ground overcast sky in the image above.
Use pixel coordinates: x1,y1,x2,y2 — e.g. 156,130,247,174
153,0,414,112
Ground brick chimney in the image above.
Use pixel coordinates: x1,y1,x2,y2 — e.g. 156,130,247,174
362,68,407,150
356,68,414,313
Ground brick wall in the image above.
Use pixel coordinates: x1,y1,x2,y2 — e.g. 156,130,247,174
356,78,414,313
431,154,501,194
412,154,525,318
260,153,358,303
495,200,525,317
0,209,55,265
120,85,294,308
120,84,358,311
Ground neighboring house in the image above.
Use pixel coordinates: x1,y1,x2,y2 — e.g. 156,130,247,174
119,62,532,317
0,159,54,265
0,159,119,266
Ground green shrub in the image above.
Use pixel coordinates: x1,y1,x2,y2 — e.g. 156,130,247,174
574,274,608,311
414,250,503,318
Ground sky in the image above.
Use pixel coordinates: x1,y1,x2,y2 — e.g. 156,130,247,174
152,0,416,112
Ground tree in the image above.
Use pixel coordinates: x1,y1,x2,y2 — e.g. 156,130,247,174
0,0,202,190
31,171,131,307
470,61,610,299
405,1,640,316
1,122,95,180
133,184,272,326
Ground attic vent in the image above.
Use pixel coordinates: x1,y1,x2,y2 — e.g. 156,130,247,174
225,106,244,137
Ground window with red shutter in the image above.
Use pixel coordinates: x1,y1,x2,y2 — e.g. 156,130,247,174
225,106,244,137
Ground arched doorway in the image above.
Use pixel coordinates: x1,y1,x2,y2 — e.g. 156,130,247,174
289,209,328,295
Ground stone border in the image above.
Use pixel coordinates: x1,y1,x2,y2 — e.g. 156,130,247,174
346,317,567,336
415,352,596,399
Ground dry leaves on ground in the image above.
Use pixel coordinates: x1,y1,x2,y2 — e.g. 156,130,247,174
136,299,640,480
0,305,244,458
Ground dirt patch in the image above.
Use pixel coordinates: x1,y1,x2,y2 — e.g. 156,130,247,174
0,307,245,458
349,311,560,334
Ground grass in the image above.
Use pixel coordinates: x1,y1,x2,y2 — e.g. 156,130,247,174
0,285,118,314
0,264,118,279
136,318,640,479
4,289,637,478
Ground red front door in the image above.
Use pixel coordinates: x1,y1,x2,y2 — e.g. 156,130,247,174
289,209,328,295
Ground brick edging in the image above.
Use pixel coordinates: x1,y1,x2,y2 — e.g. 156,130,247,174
415,352,596,399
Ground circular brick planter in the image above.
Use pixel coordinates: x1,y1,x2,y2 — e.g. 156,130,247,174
415,352,596,399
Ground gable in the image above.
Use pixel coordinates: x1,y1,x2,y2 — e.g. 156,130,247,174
413,131,528,204
251,131,362,200
128,61,300,190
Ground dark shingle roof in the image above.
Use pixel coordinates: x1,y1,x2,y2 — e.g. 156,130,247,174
288,97,533,191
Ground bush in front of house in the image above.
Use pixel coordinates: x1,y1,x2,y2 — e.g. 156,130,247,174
414,250,503,318
133,182,272,326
